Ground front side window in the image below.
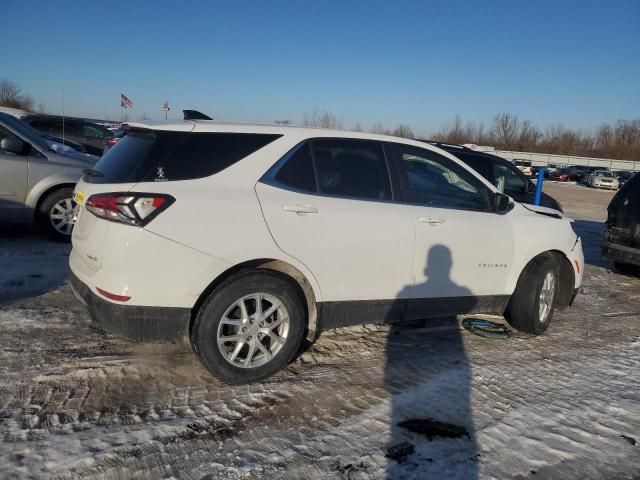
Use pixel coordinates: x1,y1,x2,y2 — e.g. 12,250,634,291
311,139,391,201
395,145,490,211
493,160,527,193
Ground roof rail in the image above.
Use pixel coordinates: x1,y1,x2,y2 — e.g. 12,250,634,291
415,139,473,151
183,110,213,121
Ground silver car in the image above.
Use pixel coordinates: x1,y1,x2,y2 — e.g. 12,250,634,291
587,170,619,190
0,112,99,240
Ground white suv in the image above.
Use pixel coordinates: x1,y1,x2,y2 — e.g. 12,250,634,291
69,122,584,383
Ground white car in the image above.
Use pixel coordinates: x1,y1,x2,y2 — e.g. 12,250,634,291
588,170,619,190
514,159,532,176
69,122,584,383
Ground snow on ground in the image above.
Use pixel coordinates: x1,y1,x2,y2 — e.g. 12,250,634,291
0,183,639,479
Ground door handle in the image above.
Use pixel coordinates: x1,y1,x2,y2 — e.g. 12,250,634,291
283,204,318,214
418,216,445,225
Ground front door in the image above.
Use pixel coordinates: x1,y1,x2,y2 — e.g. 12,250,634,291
0,125,29,219
256,139,415,328
391,143,515,320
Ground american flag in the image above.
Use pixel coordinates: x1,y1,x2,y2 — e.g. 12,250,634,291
120,94,133,108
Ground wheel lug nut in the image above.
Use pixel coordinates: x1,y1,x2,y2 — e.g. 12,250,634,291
242,327,247,332
247,336,252,341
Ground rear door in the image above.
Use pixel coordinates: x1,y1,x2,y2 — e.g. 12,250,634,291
0,124,29,219
256,138,415,326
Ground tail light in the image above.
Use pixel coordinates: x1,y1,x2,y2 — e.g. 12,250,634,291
86,193,174,226
105,138,119,146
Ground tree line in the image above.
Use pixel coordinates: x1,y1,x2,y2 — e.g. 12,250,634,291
432,113,640,161
301,110,640,161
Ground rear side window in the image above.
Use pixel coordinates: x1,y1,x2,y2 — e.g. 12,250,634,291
274,143,317,192
86,131,281,183
312,139,391,201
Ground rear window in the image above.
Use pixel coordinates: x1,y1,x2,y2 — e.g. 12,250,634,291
85,131,281,183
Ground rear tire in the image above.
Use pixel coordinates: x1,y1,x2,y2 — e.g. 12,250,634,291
38,187,77,242
505,255,559,334
192,270,306,383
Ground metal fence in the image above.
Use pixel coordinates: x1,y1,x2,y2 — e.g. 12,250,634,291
477,148,639,171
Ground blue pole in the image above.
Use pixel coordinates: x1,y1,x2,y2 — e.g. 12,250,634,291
534,168,545,205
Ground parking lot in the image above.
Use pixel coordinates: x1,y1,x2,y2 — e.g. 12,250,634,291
0,182,638,479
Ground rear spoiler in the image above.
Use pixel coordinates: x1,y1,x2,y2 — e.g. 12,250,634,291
183,110,213,121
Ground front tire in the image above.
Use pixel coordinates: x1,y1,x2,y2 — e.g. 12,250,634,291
38,187,78,242
192,270,306,383
505,255,559,334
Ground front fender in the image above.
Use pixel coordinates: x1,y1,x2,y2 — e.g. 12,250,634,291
23,172,82,222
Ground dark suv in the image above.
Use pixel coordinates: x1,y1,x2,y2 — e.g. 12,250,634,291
22,115,111,156
602,171,640,271
423,142,563,212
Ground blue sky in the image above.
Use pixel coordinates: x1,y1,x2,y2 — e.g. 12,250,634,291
2,0,639,135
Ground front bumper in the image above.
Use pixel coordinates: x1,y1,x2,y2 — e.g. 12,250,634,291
602,241,640,267
68,271,190,343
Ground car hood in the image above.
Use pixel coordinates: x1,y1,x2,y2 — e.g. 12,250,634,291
520,202,568,220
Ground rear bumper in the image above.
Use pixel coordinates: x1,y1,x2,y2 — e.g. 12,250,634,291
68,270,190,343
602,241,640,267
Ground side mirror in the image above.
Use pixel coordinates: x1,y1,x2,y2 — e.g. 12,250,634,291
1,137,26,155
493,192,513,213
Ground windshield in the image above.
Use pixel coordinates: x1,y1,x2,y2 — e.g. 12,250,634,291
597,171,614,178
0,113,49,151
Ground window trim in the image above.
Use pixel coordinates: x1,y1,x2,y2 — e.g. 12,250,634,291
389,142,493,213
260,137,399,204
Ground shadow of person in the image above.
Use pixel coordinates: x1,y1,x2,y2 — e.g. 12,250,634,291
384,244,479,479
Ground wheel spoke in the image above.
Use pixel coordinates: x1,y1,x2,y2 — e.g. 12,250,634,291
220,334,244,343
221,317,243,326
64,199,72,210
267,331,284,347
255,340,273,360
229,341,245,362
239,299,249,321
64,221,73,234
269,315,288,331
50,214,65,220
244,341,257,367
261,301,281,321
254,294,263,318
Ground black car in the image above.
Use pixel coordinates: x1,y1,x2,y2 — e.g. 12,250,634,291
423,142,563,212
602,171,640,271
614,170,636,189
22,115,111,156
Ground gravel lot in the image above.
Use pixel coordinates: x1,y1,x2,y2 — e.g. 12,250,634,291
0,182,638,479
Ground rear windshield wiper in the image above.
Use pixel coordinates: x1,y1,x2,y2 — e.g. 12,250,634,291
83,168,104,178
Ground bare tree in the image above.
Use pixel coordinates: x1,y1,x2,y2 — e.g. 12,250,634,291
0,78,34,111
491,112,520,149
369,121,390,135
392,124,415,138
301,109,343,129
